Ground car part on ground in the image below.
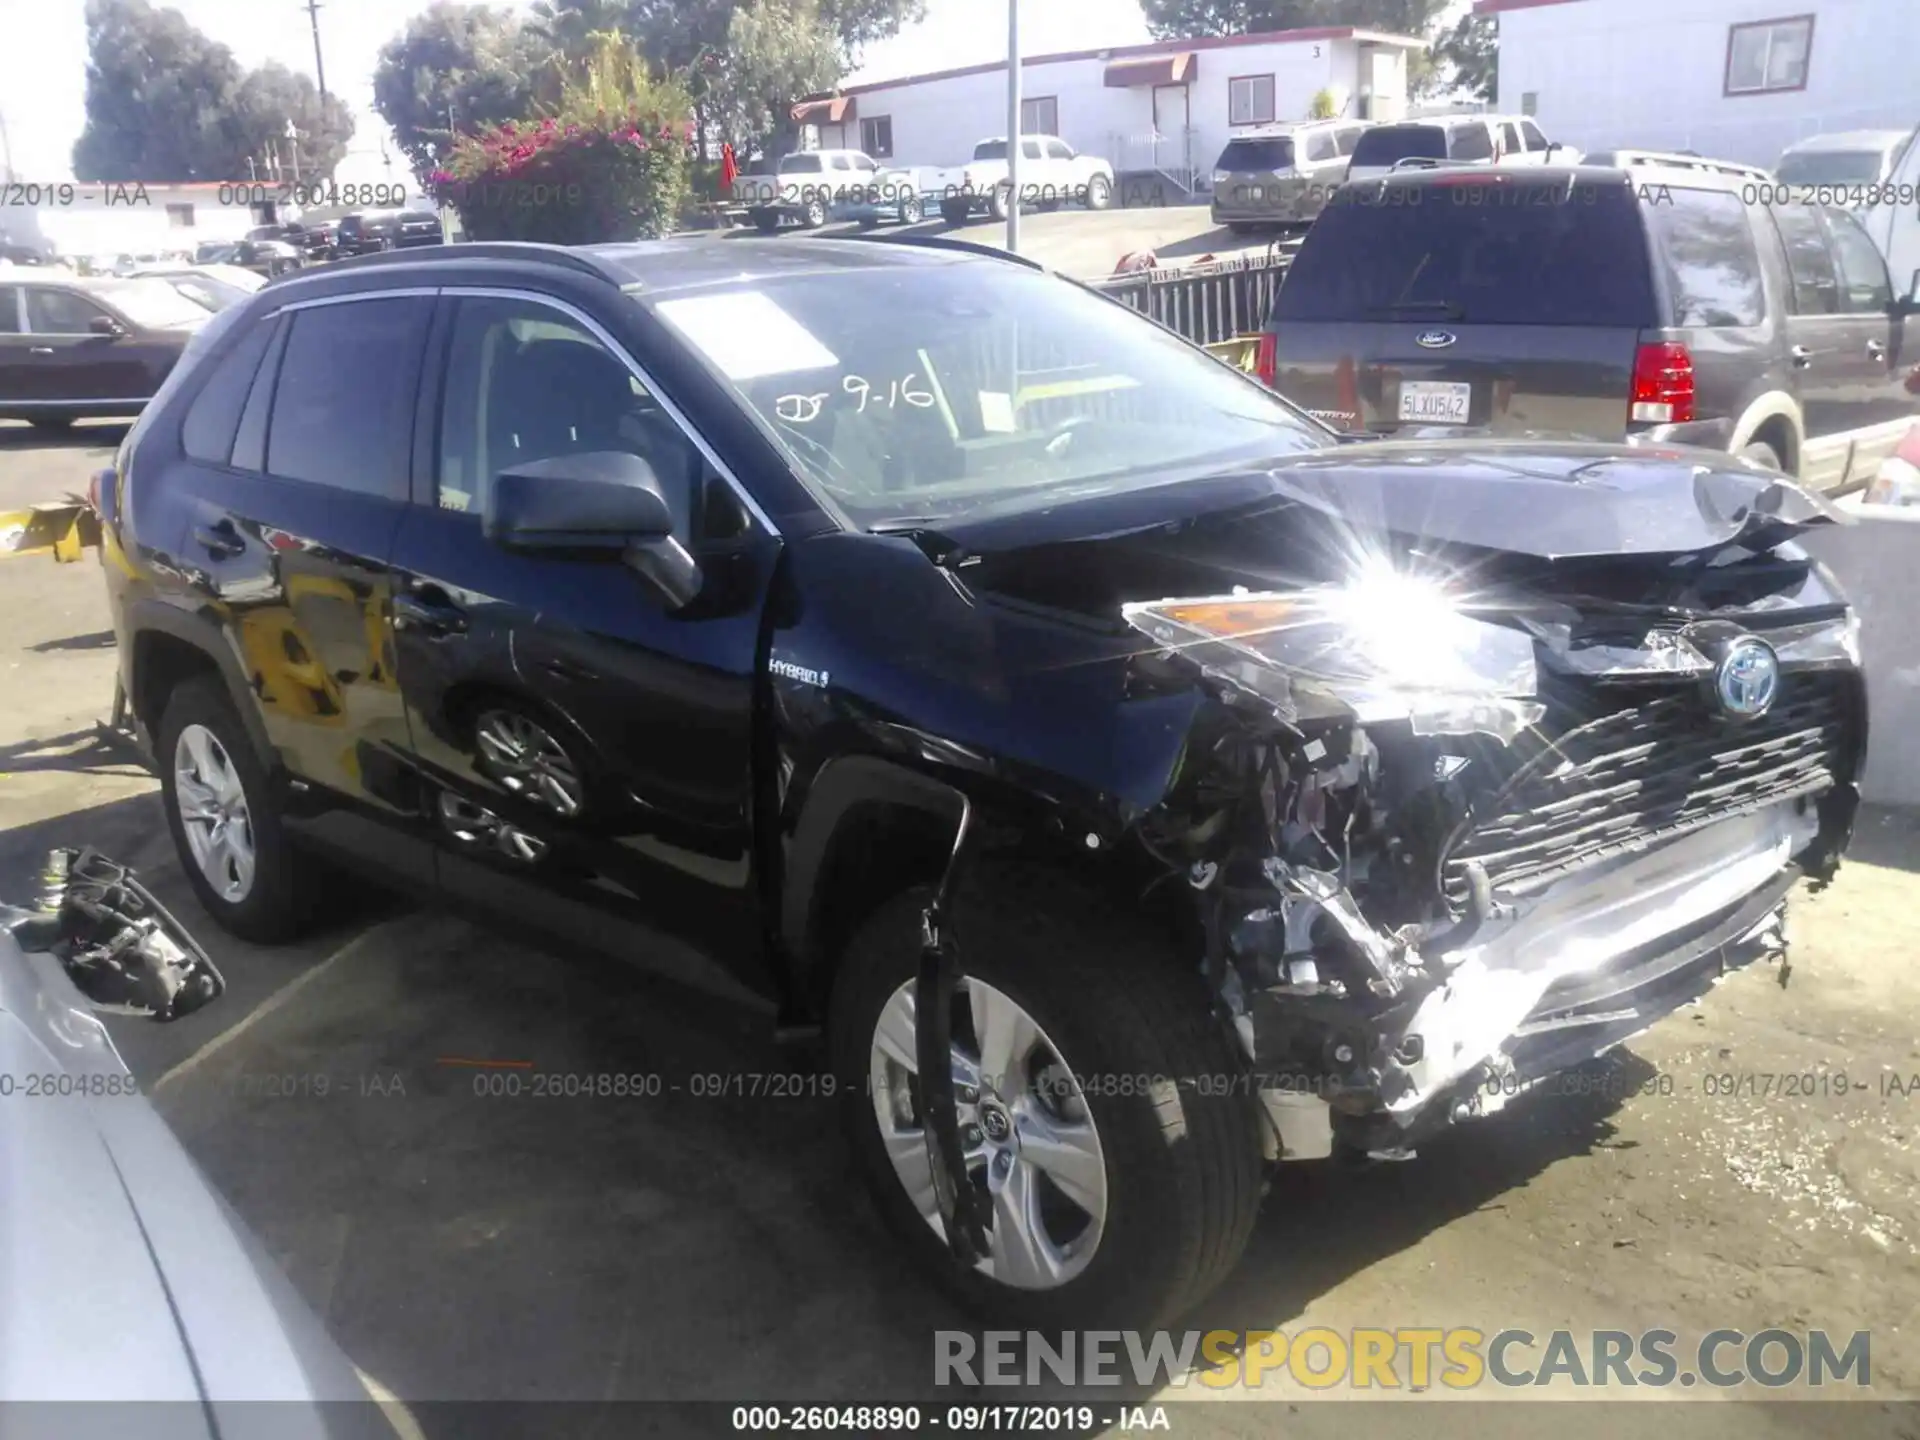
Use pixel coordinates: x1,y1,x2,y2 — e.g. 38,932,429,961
98,237,1865,1331
0,852,396,1424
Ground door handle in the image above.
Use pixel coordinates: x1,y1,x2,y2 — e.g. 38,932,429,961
28,346,54,356
193,520,244,559
1789,345,1814,369
392,592,468,635
1866,338,1886,360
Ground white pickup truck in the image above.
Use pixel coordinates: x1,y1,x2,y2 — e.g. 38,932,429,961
734,149,924,231
912,135,1116,224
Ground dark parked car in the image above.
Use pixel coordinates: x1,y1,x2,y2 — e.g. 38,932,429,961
98,237,1863,1329
334,208,443,256
247,221,336,261
1259,163,1920,493
0,274,209,427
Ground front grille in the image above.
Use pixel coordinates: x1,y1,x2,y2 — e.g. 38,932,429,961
1439,670,1856,910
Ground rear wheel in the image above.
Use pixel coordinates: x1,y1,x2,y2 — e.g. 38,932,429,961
897,192,924,225
938,198,970,226
158,676,319,942
987,183,1012,223
831,863,1266,1330
750,208,780,234
803,197,828,229
1084,173,1113,211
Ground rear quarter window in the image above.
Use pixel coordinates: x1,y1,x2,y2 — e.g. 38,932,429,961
181,315,278,464
1274,179,1659,327
1643,187,1767,327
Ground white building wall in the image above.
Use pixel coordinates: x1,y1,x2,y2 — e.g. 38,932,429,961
1497,0,1920,168
832,35,1404,184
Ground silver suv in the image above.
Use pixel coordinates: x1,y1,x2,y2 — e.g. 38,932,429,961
1210,119,1371,231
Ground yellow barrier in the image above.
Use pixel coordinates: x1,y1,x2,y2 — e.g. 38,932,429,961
0,501,100,563
1204,335,1262,374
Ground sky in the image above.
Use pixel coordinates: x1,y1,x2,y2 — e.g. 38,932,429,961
0,0,1158,187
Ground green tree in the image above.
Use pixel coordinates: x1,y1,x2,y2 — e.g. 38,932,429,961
72,0,245,181
525,0,633,58
229,62,356,181
372,2,553,185
72,0,355,182
1433,12,1498,103
1141,0,1446,42
703,0,843,157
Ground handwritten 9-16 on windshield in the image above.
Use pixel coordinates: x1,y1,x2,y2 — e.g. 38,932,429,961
776,373,937,423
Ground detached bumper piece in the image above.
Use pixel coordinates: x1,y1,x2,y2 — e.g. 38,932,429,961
0,500,100,562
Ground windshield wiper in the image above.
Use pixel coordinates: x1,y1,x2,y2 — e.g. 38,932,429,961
1363,300,1466,319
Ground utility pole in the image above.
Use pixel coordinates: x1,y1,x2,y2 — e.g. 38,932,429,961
1005,0,1021,253
304,0,329,104
0,112,13,184
285,118,302,185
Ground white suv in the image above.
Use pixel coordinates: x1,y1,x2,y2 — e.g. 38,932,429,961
1345,114,1574,183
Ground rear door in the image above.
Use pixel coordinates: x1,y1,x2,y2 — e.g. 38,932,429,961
1268,173,1657,437
1766,201,1873,491
1820,203,1915,483
386,288,784,994
148,289,437,881
0,285,29,401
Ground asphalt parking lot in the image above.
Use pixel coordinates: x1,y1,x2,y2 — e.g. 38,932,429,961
4,421,1920,1434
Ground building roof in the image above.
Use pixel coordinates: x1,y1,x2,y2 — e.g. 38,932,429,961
1472,0,1585,13
805,24,1427,104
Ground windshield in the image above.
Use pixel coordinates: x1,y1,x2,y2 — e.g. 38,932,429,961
1219,137,1296,172
1350,126,1447,167
973,141,1008,161
651,263,1322,528
96,278,215,329
1775,149,1887,186
1274,177,1659,326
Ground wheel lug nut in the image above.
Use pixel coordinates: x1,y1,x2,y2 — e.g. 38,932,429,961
962,1124,983,1147
992,1151,1013,1178
956,1084,979,1104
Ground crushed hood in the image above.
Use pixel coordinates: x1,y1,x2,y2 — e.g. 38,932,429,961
919,438,1847,566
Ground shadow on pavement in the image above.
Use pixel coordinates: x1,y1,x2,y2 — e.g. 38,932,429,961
0,726,149,780
30,628,117,652
1843,804,1920,875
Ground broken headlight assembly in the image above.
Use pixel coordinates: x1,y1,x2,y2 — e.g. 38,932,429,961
1121,564,1543,744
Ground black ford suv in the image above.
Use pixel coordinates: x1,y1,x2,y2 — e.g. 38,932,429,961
97,236,1864,1328
1259,165,1920,493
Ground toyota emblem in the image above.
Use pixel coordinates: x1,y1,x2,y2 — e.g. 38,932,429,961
1713,636,1780,721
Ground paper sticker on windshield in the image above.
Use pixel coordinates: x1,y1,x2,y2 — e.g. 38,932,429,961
654,293,839,380
978,391,1016,433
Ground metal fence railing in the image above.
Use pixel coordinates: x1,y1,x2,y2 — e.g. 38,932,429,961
1084,247,1295,349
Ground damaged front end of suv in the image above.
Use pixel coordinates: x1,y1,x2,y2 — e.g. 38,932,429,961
1112,464,1864,1162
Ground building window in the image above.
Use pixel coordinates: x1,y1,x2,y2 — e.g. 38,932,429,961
1520,91,1538,117
1228,75,1276,127
860,116,893,157
1725,15,1813,96
1020,96,1058,135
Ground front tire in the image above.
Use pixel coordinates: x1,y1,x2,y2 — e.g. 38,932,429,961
830,864,1265,1330
1084,173,1113,211
158,676,319,943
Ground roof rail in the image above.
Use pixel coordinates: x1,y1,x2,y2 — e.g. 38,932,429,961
308,241,620,282
813,230,1045,271
1602,149,1772,181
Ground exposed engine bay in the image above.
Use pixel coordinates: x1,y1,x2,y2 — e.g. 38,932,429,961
1117,542,1864,1161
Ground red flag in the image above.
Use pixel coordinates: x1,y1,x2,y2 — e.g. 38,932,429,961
720,142,738,196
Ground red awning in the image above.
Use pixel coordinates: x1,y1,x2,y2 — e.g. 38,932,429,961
791,96,856,125
1103,52,1196,87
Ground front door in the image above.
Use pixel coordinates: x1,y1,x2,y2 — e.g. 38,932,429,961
1768,202,1867,491
1821,203,1916,482
387,289,783,997
17,285,156,403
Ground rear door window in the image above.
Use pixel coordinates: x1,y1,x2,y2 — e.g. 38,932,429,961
1521,120,1551,153
1643,187,1766,327
1350,126,1446,168
1823,206,1893,312
1767,205,1842,315
1449,124,1494,162
1334,125,1364,156
1275,178,1658,326
1305,130,1338,164
0,287,20,332
1219,137,1294,172
1500,122,1523,156
264,296,432,499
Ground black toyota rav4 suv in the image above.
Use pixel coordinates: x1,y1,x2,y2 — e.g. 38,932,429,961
97,236,1864,1329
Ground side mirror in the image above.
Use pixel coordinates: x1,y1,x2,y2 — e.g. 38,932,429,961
88,314,126,337
485,450,702,609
